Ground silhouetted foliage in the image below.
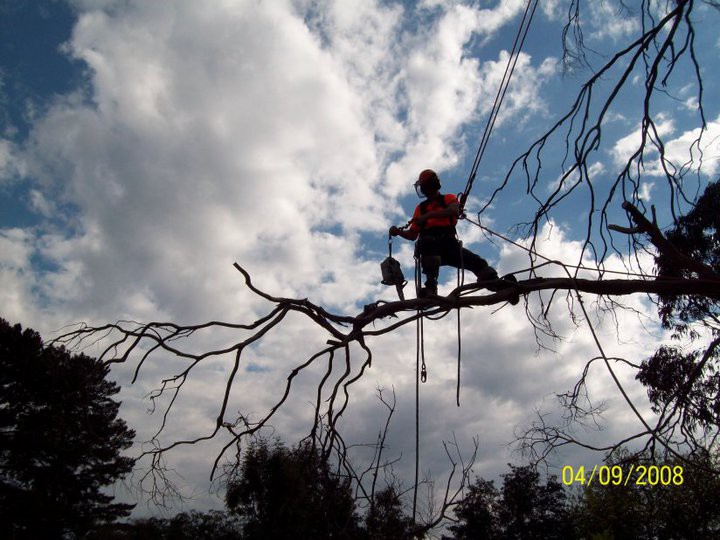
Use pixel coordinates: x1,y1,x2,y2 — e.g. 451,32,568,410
85,510,242,540
81,448,720,540
637,181,720,440
450,465,572,539
498,465,572,539
574,450,720,539
0,318,135,539
448,478,499,539
364,485,413,539
655,181,720,331
225,438,362,539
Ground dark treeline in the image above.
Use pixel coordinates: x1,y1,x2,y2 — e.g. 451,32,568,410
3,317,720,539
92,438,720,540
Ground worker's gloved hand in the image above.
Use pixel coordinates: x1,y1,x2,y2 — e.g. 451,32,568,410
389,226,401,236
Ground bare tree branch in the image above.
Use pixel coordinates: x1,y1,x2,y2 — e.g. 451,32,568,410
48,2,720,533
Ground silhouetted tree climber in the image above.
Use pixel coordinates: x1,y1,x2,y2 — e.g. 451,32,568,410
389,169,519,303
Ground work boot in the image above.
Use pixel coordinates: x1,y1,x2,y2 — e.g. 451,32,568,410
476,266,501,292
476,268,520,305
502,274,520,306
418,280,438,298
475,266,499,282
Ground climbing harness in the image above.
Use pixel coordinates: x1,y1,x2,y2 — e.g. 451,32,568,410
380,234,407,301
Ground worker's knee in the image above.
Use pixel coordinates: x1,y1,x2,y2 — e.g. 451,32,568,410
422,255,441,275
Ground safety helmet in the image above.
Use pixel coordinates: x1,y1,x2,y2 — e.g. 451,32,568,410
415,169,441,197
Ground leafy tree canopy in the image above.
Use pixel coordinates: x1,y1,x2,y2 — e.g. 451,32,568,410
656,180,720,331
450,464,572,540
364,485,414,540
0,317,136,539
574,449,720,540
86,510,243,540
637,181,720,446
224,437,363,540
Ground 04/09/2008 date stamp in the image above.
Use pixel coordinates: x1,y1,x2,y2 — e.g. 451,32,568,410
561,465,684,486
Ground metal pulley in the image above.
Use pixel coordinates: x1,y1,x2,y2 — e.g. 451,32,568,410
380,234,407,301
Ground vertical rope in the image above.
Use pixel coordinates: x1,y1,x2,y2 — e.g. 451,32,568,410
456,301,462,407
460,0,539,209
457,240,464,407
413,313,421,524
412,256,421,524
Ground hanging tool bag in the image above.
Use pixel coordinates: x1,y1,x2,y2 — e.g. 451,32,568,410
381,255,406,288
380,234,407,301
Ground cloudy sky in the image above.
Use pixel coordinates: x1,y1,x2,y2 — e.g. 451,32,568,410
2,0,719,520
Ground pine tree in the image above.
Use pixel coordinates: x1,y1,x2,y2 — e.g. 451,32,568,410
0,318,136,539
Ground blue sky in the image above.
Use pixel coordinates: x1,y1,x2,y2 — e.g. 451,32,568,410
2,0,719,520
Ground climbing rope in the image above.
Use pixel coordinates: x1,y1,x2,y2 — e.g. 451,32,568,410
465,212,659,280
414,256,428,382
456,240,465,407
460,0,540,212
404,0,691,518
413,255,425,524
452,0,539,408
409,1,540,524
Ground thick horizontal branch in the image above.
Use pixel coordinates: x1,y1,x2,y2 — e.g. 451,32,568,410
351,276,720,336
515,276,720,298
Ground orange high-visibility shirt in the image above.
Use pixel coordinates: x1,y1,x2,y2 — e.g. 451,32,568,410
409,193,458,236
